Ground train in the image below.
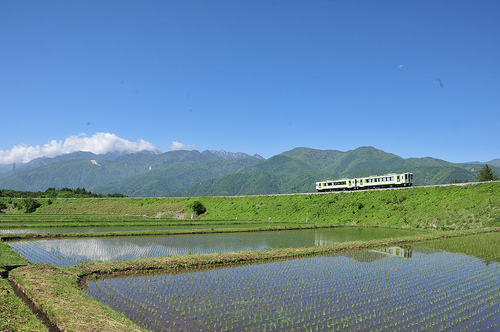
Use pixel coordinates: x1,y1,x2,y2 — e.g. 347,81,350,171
316,172,413,192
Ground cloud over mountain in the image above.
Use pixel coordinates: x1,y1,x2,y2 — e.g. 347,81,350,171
170,141,196,151
0,132,158,164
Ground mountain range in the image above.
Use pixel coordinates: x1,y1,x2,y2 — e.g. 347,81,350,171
0,147,498,197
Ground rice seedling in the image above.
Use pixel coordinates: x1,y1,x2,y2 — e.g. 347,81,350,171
85,241,500,331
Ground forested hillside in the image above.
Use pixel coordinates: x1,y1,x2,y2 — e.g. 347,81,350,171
0,146,497,197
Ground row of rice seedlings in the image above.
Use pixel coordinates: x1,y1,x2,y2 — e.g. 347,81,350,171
85,248,500,331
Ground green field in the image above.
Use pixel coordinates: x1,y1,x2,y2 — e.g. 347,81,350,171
2,182,499,229
0,182,499,331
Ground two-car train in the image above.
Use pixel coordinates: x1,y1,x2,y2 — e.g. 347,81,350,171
316,172,413,192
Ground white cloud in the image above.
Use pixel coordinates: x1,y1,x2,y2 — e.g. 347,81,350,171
170,141,196,151
0,133,158,164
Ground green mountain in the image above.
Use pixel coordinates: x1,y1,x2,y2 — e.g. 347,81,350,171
169,147,497,196
93,157,262,197
0,150,263,194
0,146,497,196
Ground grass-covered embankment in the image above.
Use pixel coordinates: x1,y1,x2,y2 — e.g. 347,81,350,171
8,264,148,332
0,277,49,332
0,223,329,240
12,182,499,230
0,241,29,276
7,228,499,331
420,231,500,262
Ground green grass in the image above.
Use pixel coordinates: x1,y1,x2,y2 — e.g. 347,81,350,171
418,232,500,262
7,182,496,230
0,241,29,269
0,277,49,332
9,264,147,332
0,223,330,240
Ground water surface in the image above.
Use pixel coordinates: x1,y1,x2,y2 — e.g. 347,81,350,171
7,227,415,266
85,247,500,331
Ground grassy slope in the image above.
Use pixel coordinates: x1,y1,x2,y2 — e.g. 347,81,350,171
24,182,500,229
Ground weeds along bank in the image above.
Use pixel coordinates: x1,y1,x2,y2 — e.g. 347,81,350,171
30,182,499,229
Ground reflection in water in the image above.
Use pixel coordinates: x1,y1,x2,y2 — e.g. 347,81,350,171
371,245,412,258
7,227,414,266
37,238,155,262
85,250,500,332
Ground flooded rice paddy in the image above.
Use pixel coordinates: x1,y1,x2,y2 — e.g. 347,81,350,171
6,227,414,266
0,223,279,234
84,245,500,331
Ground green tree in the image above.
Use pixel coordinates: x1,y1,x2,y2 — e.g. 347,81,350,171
22,197,41,213
0,199,7,211
191,200,207,215
476,164,499,182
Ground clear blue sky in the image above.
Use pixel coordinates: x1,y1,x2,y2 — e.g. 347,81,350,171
1,1,499,164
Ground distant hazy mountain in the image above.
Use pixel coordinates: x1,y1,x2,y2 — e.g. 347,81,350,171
209,150,264,160
0,146,497,196
0,149,263,195
486,159,500,168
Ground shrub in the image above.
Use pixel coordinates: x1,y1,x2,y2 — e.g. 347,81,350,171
22,197,42,213
191,201,207,215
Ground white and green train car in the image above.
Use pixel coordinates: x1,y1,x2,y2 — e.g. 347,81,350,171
316,172,413,192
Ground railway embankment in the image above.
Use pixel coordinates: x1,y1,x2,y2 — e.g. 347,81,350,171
10,181,499,230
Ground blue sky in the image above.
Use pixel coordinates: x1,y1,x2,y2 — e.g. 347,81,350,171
1,1,499,164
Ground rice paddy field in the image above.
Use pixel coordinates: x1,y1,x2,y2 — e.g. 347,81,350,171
6,227,416,266
84,239,500,331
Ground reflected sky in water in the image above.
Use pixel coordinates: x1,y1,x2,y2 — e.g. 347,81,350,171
7,227,414,266
85,249,500,332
